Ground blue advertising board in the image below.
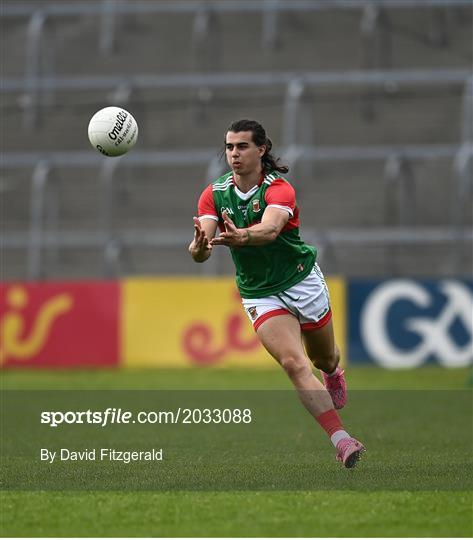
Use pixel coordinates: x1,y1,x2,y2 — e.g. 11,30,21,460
348,279,473,368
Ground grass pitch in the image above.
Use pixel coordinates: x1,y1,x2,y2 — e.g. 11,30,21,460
1,366,472,537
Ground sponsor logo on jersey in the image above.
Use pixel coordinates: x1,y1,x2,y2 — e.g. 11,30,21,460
238,204,249,220
252,199,261,213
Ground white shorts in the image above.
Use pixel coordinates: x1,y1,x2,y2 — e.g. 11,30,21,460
242,263,332,332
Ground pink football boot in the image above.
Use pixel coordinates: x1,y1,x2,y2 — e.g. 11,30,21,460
336,437,366,469
322,367,347,409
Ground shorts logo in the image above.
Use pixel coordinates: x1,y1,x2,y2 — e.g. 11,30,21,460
252,199,261,213
248,307,258,320
297,264,304,272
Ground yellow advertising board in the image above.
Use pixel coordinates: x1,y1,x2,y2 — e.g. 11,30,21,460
122,277,346,368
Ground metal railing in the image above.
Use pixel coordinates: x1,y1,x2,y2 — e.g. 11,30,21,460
2,0,471,125
4,0,471,67
2,142,472,279
2,0,472,279
4,68,471,93
3,0,472,17
5,66,470,268
2,69,471,135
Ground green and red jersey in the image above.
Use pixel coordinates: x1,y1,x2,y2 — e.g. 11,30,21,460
198,170,316,299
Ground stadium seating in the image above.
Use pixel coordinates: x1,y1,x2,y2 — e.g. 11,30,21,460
1,1,472,279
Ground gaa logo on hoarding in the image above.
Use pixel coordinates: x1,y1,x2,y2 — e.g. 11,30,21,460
360,280,473,368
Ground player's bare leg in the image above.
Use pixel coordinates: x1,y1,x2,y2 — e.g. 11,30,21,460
303,319,347,410
257,314,333,416
256,314,365,467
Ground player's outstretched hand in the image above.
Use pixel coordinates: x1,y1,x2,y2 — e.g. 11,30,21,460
189,217,212,261
211,211,249,247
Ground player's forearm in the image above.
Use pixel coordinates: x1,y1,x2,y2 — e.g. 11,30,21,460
242,222,279,246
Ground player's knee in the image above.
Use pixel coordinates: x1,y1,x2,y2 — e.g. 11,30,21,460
309,346,339,372
280,355,310,381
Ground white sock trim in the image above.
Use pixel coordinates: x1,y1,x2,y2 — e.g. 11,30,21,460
331,430,350,448
326,366,340,377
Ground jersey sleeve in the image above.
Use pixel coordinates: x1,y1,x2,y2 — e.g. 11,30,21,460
264,178,296,216
197,184,218,222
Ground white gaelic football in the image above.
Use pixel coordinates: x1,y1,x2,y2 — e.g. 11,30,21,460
88,106,138,157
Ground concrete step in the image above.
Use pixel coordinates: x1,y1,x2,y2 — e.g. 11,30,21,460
2,7,471,78
3,155,466,237
4,240,470,281
1,85,465,154
319,241,471,278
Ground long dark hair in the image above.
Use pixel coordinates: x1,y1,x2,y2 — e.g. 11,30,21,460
225,119,289,174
